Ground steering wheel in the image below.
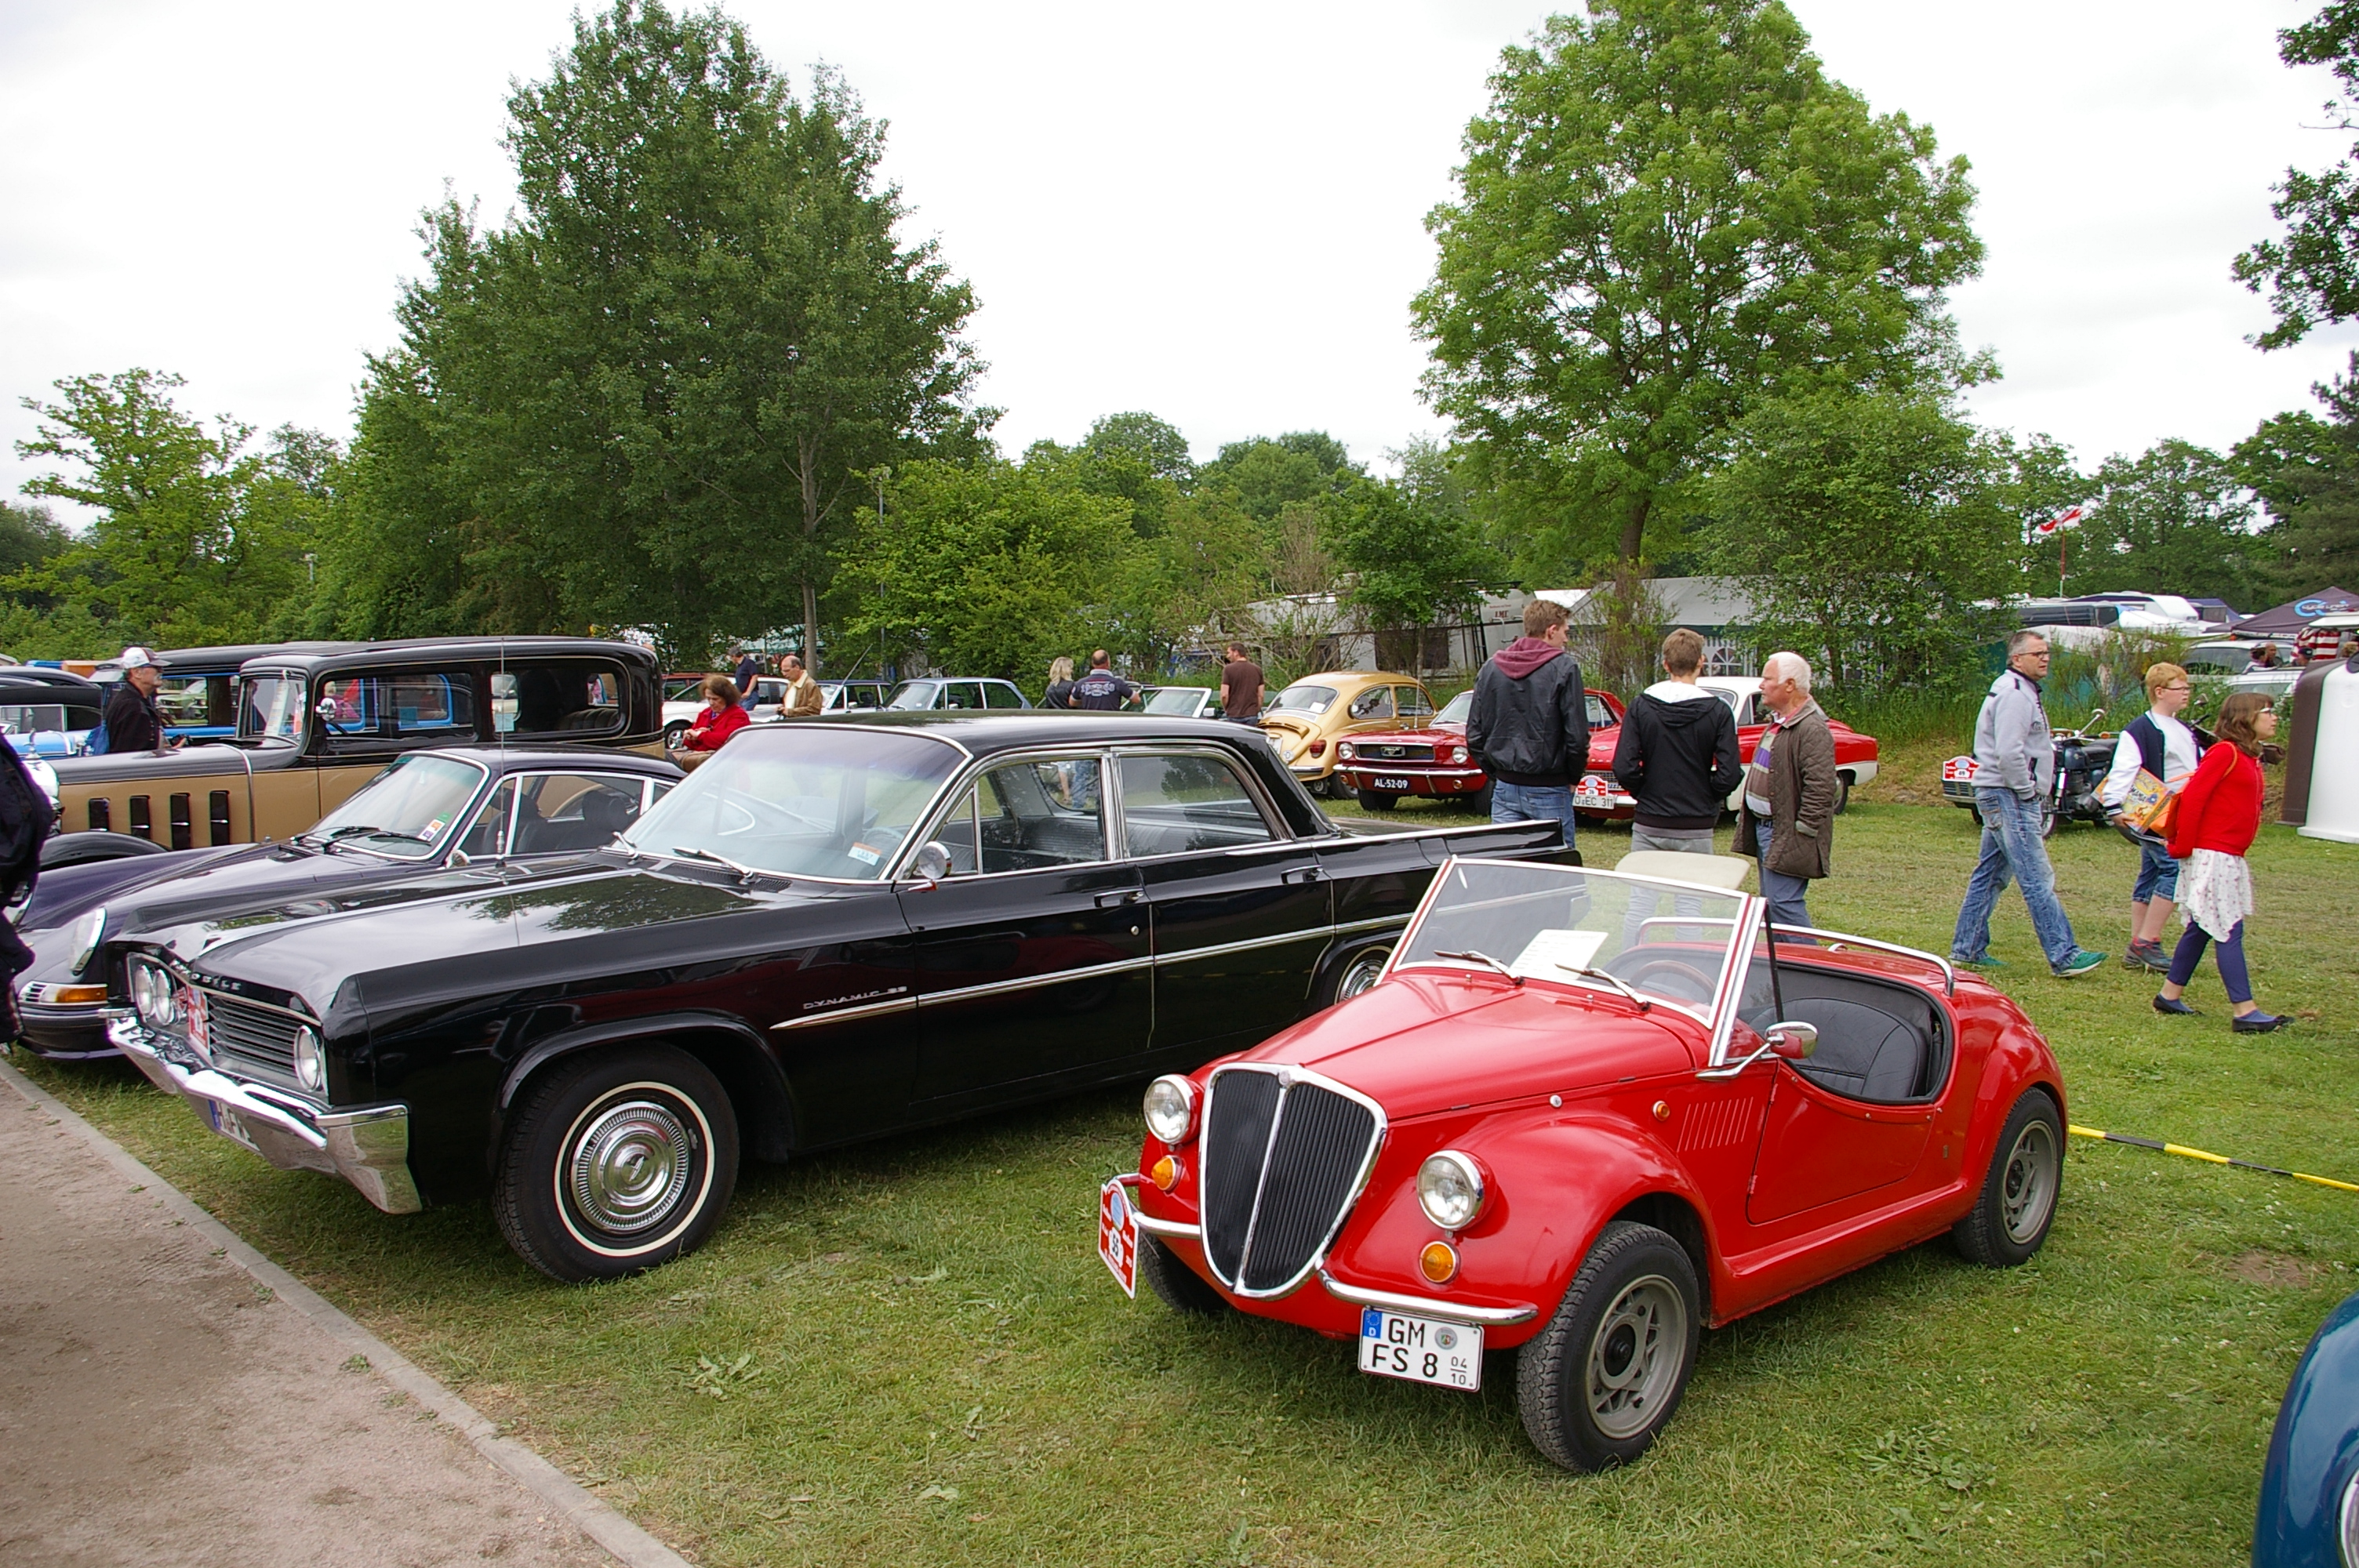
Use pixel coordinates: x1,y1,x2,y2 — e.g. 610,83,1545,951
1620,956,1716,1004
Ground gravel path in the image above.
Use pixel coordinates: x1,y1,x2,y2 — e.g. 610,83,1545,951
0,1067,642,1568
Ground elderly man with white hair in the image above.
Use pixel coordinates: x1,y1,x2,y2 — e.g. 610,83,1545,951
1732,651,1838,934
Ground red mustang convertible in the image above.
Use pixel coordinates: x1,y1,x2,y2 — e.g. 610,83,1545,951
1099,856,2064,1472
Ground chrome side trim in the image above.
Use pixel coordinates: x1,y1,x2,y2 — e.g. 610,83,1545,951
1111,1173,1202,1239
1330,913,1411,938
1771,924,1956,997
770,993,918,1031
1155,927,1331,966
1317,1269,1537,1327
911,953,1157,1009
108,1014,422,1214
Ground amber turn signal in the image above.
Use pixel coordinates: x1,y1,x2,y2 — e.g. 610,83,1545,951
1150,1155,1180,1192
1419,1241,1458,1283
52,985,109,1005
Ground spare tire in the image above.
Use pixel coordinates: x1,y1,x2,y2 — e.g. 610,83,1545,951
40,831,171,869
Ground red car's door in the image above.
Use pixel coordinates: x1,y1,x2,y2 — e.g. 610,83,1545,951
1744,1069,1937,1225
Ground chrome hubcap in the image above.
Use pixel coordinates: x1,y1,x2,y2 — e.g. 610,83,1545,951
1336,950,1390,1000
2001,1120,2059,1243
568,1098,695,1235
1587,1275,1685,1439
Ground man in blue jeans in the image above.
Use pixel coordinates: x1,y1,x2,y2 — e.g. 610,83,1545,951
1951,631,2106,978
1467,597,1589,850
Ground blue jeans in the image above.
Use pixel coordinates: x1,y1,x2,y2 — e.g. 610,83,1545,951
2132,839,2180,904
1952,787,2081,969
2167,918,2252,1004
1753,821,1813,934
1492,780,1579,847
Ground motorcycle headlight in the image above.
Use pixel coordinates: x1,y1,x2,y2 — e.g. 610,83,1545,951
1143,1074,1198,1145
129,958,177,1028
68,907,107,976
1416,1149,1487,1231
292,1025,325,1094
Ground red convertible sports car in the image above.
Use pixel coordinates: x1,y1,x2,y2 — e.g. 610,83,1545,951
1098,855,2065,1472
1332,688,1627,815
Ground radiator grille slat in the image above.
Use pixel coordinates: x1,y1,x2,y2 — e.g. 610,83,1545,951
201,990,302,1084
1199,1067,1382,1297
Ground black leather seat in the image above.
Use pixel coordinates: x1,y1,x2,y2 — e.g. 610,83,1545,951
1747,996,1928,1101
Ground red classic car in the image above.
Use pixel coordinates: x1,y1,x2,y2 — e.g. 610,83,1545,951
1575,677,1881,819
1098,855,2065,1472
1332,688,1627,814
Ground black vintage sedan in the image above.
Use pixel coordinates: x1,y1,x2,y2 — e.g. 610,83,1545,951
11,746,683,1059
102,715,1574,1279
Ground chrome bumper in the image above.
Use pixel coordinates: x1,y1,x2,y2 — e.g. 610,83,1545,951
107,1011,422,1214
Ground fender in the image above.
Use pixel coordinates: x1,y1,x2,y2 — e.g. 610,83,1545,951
1954,999,2065,1192
496,1009,800,1162
1305,927,1403,1011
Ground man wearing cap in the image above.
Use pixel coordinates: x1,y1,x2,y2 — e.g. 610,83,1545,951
104,647,175,756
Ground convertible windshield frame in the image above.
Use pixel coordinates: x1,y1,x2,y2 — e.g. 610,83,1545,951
619,724,970,885
1386,856,1762,1036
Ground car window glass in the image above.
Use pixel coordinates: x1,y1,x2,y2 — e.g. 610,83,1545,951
309,752,488,859
1587,694,1616,729
1396,687,1434,718
459,779,518,858
943,683,981,710
1119,753,1274,855
319,672,478,746
1348,687,1394,720
1436,690,1472,725
240,674,307,742
985,681,1026,710
156,673,238,734
511,771,649,854
1270,683,1338,715
940,757,1105,874
494,660,625,738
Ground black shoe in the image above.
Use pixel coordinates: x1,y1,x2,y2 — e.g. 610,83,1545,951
2153,995,2201,1016
2231,1011,2289,1034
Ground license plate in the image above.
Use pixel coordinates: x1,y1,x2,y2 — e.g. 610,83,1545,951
206,1100,260,1153
1371,776,1412,790
1096,1178,1138,1298
1358,1308,1481,1390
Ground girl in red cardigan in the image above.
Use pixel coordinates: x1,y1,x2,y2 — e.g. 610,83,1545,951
682,674,751,753
2154,692,2285,1033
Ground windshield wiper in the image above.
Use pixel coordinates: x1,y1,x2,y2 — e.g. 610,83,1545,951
668,845,785,884
1551,963,1652,1013
1434,948,1521,985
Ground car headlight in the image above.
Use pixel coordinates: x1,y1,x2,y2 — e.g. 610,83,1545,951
292,1025,325,1094
1416,1149,1487,1230
1337,742,1355,760
129,958,177,1028
1143,1074,1198,1145
68,907,107,975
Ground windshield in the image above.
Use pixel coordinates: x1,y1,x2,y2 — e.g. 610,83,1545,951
621,727,962,880
1435,691,1471,726
307,753,487,859
885,681,941,710
1270,683,1338,716
1143,687,1208,715
1394,858,1747,1020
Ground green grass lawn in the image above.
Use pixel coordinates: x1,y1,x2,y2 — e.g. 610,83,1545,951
18,800,2357,1568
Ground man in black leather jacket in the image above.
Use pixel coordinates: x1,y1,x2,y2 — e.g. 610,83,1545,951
1467,597,1589,843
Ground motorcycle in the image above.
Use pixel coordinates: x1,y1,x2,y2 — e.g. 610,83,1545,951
1939,710,2117,839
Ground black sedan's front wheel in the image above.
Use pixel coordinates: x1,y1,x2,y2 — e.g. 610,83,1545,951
1517,1221,1700,1472
494,1044,740,1282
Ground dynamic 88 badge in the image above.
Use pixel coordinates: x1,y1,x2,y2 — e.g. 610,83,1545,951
1358,1307,1482,1390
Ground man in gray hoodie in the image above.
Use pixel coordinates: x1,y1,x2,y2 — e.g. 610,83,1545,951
1950,631,2106,978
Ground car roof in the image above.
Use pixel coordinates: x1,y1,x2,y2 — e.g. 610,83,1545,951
154,641,367,673
758,711,1275,754
417,745,684,779
1278,670,1422,690
235,637,660,676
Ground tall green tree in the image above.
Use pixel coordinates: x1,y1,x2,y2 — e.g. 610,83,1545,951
2063,441,2272,607
1703,388,2016,695
9,370,325,647
342,2,984,666
1198,433,1363,525
1416,0,1985,579
2235,353,2359,588
2234,1,2359,347
0,501,69,591
1330,474,1499,648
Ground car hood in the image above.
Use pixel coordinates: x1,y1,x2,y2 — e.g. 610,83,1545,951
1340,722,1466,746
41,841,445,938
153,856,849,1014
1228,971,1701,1120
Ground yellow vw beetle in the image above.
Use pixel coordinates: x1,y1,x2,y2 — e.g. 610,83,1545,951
1257,670,1437,798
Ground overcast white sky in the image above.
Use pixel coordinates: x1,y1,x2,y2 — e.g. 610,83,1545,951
4,0,2354,524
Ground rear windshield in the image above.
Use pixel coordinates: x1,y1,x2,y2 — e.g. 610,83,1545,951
1269,684,1338,715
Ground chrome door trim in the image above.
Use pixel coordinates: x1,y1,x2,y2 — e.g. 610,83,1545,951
1153,926,1332,967
771,992,918,1031
1331,913,1411,938
904,953,1157,1010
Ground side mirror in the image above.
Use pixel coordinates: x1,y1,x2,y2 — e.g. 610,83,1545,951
909,840,952,884
1766,1020,1819,1060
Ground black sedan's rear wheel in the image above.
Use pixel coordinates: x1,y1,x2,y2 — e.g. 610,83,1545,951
1517,1221,1700,1472
494,1044,739,1282
1953,1089,2062,1267
1316,943,1394,1008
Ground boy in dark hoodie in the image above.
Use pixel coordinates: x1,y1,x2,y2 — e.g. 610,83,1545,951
1467,597,1590,841
1612,628,1743,943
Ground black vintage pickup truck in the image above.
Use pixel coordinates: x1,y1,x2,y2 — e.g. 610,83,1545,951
101,714,1576,1279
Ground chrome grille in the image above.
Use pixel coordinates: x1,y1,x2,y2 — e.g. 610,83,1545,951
1359,743,1433,762
199,989,303,1083
1198,1065,1383,1298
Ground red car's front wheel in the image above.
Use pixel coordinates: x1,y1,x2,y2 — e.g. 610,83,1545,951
1517,1221,1700,1472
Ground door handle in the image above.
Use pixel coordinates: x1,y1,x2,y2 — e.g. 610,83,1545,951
1281,866,1321,884
1095,889,1142,907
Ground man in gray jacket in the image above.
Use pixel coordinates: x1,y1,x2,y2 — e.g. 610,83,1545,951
1950,631,2105,978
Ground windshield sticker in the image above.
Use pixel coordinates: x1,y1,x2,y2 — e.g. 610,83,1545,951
1509,927,1608,980
421,817,447,840
847,842,881,866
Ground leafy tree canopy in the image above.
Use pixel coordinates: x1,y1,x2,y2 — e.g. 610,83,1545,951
2234,1,2359,347
2234,351,2359,587
1416,0,1986,579
0,501,69,586
2063,441,2273,608
1198,432,1364,524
